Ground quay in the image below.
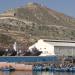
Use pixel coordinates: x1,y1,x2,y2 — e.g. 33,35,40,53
0,62,32,71
0,56,58,71
0,39,75,71
0,56,58,63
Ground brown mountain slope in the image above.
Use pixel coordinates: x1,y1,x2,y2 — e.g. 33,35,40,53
0,3,75,49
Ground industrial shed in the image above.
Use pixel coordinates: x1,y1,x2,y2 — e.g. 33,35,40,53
29,39,75,56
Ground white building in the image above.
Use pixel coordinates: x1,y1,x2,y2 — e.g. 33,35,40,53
29,39,75,56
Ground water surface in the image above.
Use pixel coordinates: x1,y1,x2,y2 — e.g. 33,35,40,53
0,71,75,75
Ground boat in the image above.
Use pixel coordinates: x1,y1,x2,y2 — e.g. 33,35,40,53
1,67,15,71
48,67,75,72
67,67,75,72
33,65,43,71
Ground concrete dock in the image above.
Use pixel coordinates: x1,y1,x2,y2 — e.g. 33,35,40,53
0,62,33,71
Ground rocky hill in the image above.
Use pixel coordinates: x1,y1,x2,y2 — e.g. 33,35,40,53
0,3,75,49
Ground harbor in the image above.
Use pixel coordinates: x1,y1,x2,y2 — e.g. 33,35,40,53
0,56,74,72
0,39,75,72
0,0,75,75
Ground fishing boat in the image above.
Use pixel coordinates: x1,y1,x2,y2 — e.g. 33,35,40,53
67,67,75,72
1,67,15,71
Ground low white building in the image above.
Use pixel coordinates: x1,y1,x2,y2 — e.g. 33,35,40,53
29,39,75,56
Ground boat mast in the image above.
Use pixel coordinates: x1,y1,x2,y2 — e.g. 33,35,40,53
13,42,17,51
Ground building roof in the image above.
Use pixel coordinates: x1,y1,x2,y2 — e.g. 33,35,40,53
43,39,75,43
43,39,75,47
47,42,75,47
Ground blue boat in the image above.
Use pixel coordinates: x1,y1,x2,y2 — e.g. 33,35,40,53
1,67,15,71
33,66,43,71
48,67,75,72
67,67,75,72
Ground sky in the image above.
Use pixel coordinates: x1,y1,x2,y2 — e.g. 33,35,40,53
0,0,75,17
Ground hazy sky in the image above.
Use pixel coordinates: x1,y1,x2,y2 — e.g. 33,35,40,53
0,0,75,17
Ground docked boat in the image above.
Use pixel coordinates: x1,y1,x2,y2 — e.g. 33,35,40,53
33,65,75,72
33,66,43,71
1,67,15,71
49,67,68,72
49,67,75,72
67,67,75,72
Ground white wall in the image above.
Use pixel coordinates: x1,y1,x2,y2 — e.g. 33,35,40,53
29,39,55,56
54,46,75,56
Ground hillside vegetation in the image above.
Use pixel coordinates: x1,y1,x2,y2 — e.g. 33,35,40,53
0,3,75,49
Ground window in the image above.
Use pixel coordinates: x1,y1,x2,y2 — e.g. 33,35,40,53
40,48,42,50
43,51,48,54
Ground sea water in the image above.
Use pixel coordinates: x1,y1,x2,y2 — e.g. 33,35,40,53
0,71,75,75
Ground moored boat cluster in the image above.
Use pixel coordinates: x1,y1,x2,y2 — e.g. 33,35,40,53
32,64,75,72
0,62,75,72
